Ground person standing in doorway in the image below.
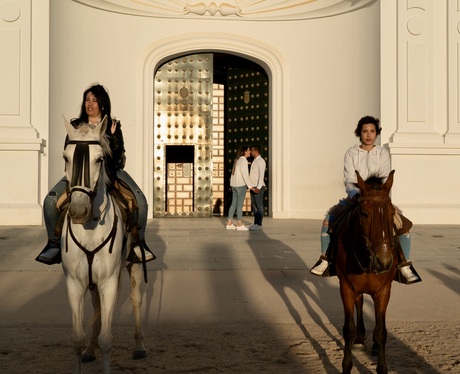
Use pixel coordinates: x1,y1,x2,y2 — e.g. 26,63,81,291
226,145,255,231
249,145,267,231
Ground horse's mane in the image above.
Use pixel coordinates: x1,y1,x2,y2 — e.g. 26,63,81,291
99,133,111,158
356,174,386,191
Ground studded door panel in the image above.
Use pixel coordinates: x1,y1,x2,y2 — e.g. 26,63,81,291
153,54,213,217
226,67,269,216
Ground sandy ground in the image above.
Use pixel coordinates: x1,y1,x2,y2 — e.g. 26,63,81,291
0,219,459,373
2,321,459,373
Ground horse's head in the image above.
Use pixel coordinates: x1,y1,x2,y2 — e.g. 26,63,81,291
356,170,396,274
63,116,110,224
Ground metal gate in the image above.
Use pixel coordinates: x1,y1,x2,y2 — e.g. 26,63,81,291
153,54,214,217
225,67,269,216
153,54,269,218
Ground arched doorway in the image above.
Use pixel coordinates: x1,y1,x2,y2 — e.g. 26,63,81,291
152,52,269,218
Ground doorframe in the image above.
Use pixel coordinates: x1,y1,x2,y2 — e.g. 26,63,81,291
137,33,290,219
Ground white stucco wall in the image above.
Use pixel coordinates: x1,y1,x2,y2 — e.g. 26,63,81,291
381,1,460,224
2,0,457,225
47,0,380,220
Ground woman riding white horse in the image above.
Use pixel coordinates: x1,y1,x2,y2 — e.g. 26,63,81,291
63,116,148,373
36,83,154,265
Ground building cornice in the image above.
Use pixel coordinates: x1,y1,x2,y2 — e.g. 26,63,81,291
72,0,376,20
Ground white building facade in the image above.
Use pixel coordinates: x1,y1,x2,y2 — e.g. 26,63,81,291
0,0,459,225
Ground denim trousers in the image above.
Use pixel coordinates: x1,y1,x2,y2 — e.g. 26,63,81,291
227,186,248,221
250,186,266,226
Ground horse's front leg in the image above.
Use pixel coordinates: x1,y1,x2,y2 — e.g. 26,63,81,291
354,294,366,345
372,288,391,374
127,262,147,359
98,275,121,374
82,288,101,363
340,283,357,374
65,279,86,374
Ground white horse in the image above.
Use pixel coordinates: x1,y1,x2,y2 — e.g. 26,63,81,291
61,116,146,374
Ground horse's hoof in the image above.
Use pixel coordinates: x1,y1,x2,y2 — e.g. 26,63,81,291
132,350,147,360
82,353,96,363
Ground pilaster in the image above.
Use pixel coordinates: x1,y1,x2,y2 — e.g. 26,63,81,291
0,0,47,225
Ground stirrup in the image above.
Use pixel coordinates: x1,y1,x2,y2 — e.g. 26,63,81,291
394,261,422,284
126,240,156,264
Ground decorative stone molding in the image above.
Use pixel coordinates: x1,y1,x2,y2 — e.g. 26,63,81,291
73,0,376,20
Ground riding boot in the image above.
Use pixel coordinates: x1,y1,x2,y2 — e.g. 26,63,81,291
36,180,68,265
35,239,62,265
394,234,422,284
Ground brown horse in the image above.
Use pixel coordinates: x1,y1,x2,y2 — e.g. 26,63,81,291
335,170,398,374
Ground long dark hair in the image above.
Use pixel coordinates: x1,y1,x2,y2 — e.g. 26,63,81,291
77,83,112,124
232,145,250,175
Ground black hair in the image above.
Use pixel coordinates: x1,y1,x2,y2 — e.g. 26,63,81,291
354,115,381,137
77,83,112,123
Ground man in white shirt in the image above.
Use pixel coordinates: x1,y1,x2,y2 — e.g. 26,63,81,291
249,145,267,230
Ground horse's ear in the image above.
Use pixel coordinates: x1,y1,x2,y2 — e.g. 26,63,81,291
99,115,108,136
356,170,366,192
63,115,73,137
383,170,395,193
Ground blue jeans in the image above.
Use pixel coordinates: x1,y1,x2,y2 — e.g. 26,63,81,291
43,170,148,242
250,186,266,226
43,177,67,242
227,186,248,221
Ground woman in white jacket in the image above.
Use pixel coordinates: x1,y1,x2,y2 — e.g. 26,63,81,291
310,116,420,284
226,146,256,231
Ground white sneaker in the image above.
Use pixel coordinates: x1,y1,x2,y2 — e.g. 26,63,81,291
249,224,262,231
400,265,420,283
226,224,237,230
133,246,154,262
236,225,249,231
310,259,328,276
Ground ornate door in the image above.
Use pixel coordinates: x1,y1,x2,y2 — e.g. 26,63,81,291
153,54,214,217
225,67,269,216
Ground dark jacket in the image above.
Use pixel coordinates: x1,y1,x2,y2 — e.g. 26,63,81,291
67,118,126,176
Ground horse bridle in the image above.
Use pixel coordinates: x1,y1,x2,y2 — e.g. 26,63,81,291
64,139,120,290
351,195,396,273
66,140,103,203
